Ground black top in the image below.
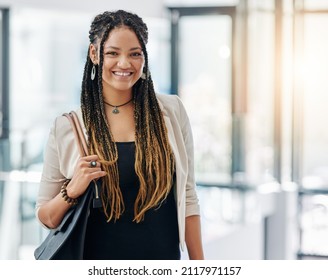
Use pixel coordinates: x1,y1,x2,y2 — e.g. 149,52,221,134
83,142,180,260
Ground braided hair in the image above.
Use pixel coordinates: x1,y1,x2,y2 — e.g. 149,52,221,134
81,10,175,223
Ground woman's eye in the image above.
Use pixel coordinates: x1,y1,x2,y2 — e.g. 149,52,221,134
131,52,142,57
106,52,118,56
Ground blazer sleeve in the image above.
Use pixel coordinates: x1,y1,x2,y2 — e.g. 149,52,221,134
34,113,79,227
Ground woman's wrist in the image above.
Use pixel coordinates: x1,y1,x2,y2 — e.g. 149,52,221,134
60,180,78,206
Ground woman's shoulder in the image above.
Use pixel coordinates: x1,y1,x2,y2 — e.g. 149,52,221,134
156,93,180,106
156,93,188,121
54,108,82,125
156,93,184,114
51,107,83,138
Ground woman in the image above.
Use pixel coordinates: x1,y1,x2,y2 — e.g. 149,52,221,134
35,10,204,260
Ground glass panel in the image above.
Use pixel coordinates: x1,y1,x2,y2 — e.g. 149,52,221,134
283,0,294,13
282,13,294,182
302,15,328,188
146,18,171,94
249,0,275,11
246,11,275,183
179,15,232,184
298,14,328,259
304,0,328,10
300,194,328,256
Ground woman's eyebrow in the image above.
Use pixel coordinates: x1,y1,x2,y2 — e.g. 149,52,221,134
104,46,142,51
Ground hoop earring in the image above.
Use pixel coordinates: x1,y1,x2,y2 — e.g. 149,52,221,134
141,68,149,80
91,64,96,80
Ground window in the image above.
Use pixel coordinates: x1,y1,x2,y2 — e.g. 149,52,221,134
179,14,233,183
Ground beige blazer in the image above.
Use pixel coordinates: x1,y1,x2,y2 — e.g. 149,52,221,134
35,93,200,251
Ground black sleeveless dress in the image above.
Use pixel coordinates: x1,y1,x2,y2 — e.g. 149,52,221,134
83,142,180,260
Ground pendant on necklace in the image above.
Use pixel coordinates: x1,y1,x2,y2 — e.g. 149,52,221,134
112,107,120,114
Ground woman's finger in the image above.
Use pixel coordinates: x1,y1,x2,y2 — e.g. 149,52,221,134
82,154,100,161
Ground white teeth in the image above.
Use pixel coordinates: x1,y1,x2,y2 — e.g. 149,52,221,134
114,71,131,76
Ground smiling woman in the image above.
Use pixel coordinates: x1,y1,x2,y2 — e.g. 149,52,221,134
34,9,204,260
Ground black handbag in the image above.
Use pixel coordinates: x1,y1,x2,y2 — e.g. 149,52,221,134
33,184,94,259
34,111,100,260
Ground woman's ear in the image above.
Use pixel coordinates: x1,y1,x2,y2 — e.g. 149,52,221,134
89,44,98,64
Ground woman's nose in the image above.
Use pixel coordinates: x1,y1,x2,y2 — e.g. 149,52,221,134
117,56,131,68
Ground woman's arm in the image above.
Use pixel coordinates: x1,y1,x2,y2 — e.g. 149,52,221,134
36,117,106,229
185,215,204,260
37,190,72,229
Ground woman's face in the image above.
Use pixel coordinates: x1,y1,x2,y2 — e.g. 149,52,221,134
100,27,145,95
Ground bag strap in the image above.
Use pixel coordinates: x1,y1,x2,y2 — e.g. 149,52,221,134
63,111,88,157
63,111,102,208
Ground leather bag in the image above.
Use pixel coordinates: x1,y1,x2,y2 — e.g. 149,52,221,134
34,111,98,260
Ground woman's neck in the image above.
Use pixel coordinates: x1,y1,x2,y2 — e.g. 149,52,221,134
102,89,133,105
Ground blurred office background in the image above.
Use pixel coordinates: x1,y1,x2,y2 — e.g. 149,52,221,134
1,0,328,260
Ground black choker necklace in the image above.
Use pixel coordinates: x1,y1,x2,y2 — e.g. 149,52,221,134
103,98,133,114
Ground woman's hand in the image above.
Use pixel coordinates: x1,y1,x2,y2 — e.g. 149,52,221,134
66,155,107,199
